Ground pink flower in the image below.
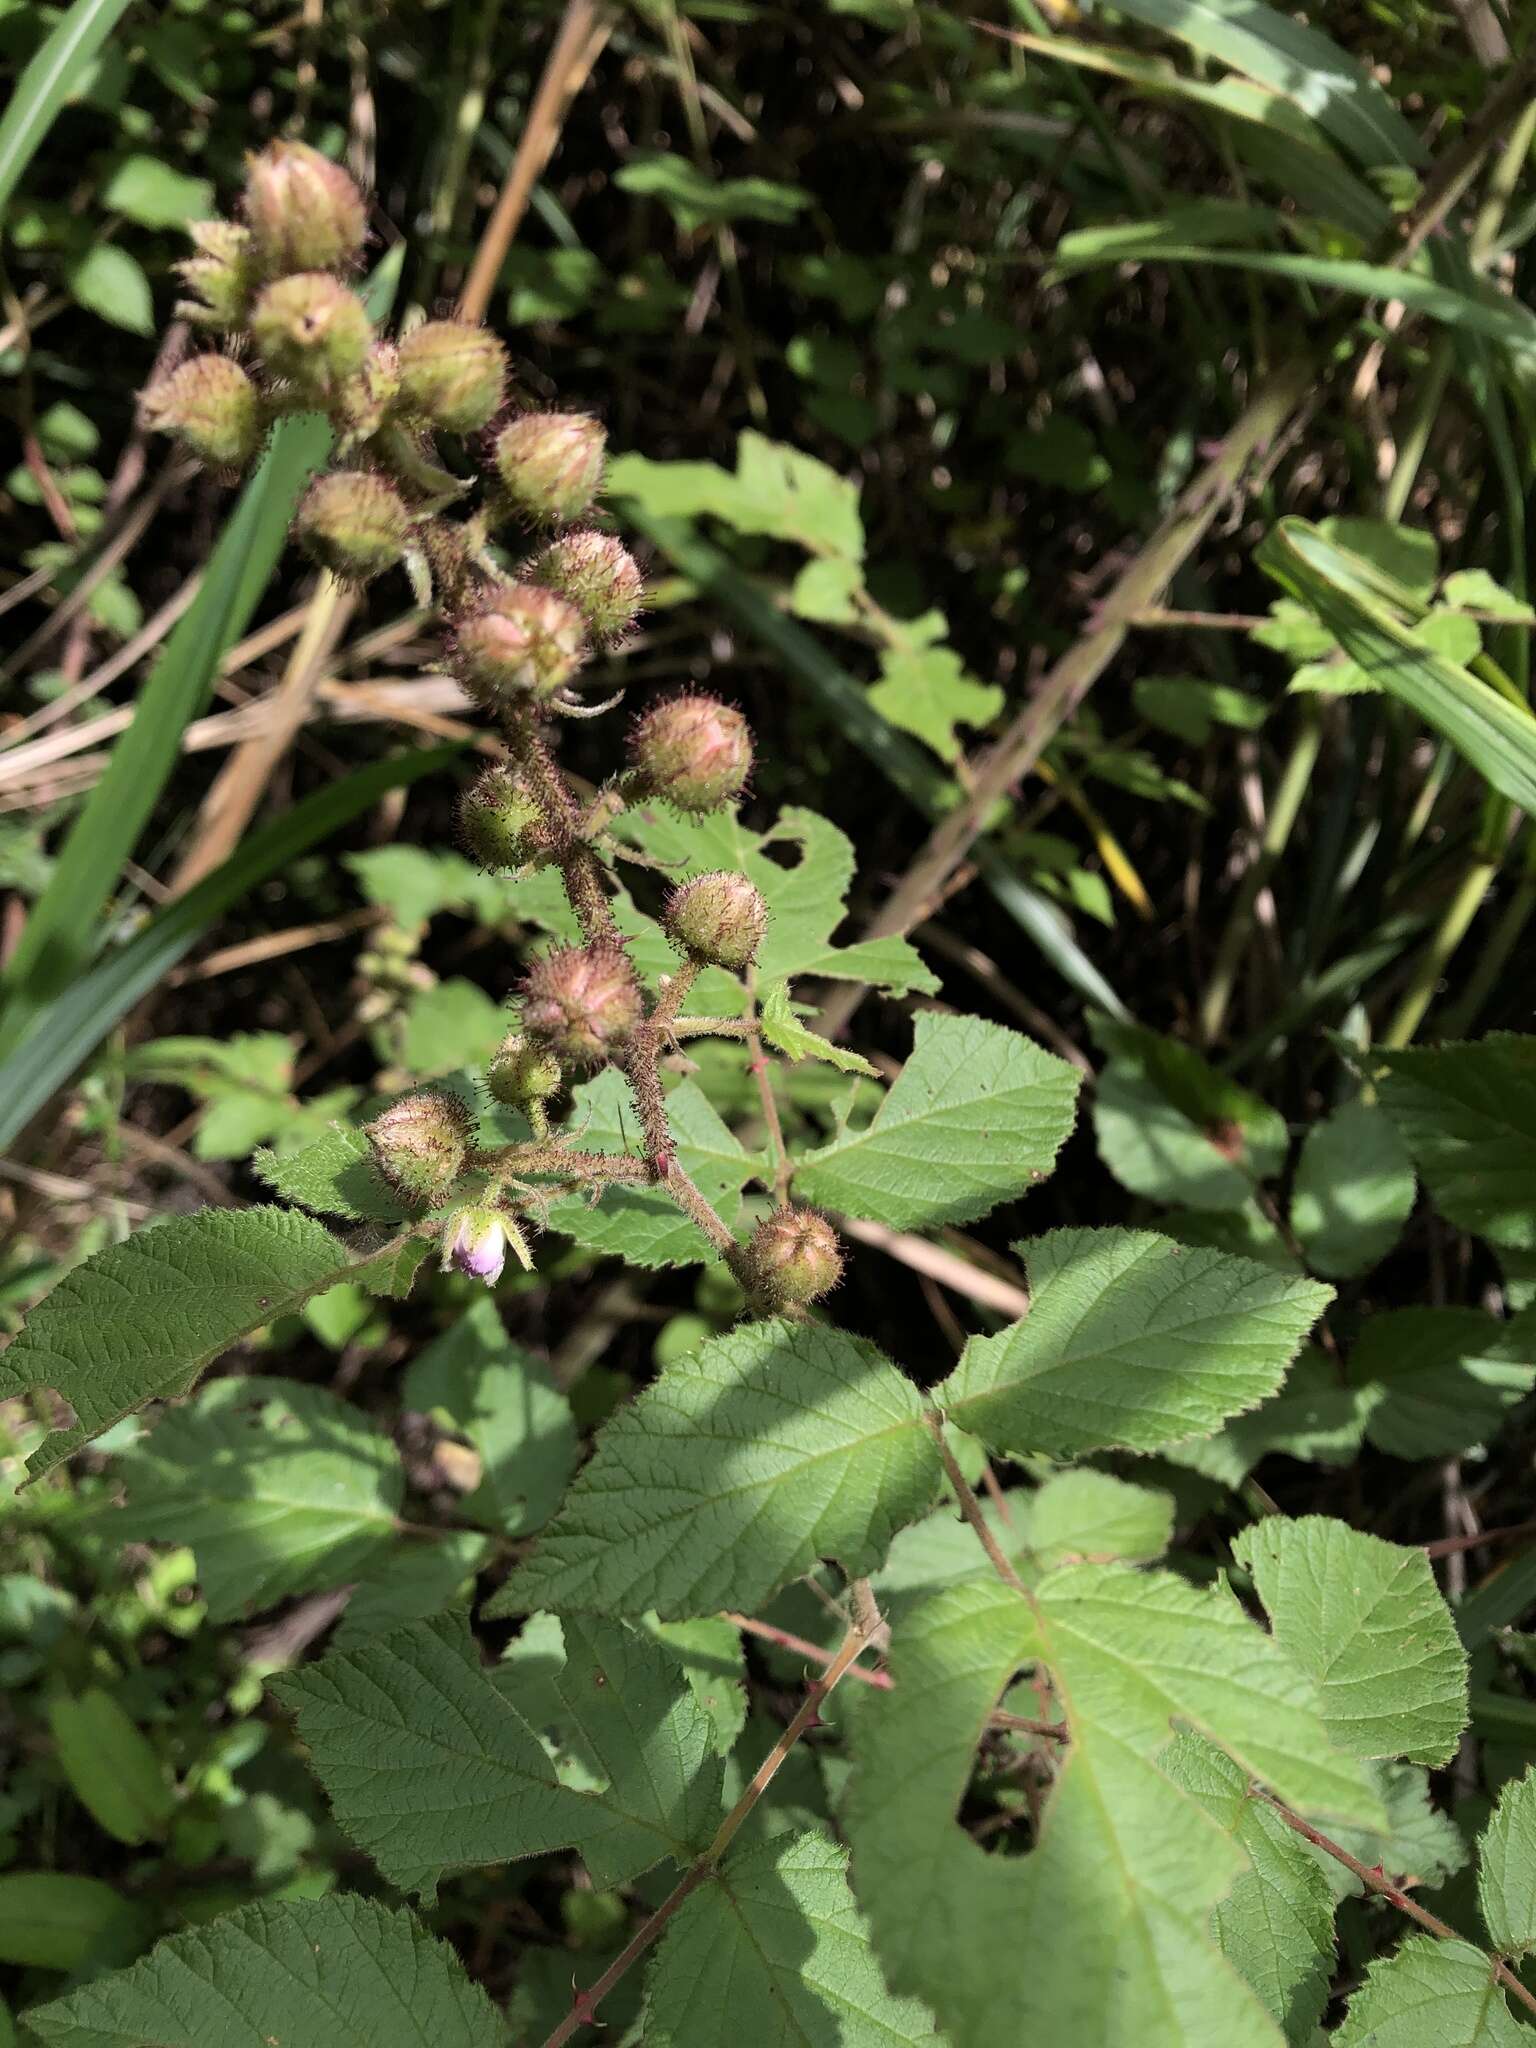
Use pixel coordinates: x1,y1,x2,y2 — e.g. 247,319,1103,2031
444,1208,509,1286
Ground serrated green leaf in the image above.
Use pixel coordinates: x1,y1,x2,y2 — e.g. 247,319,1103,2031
793,1012,1080,1229
759,980,876,1077
278,1610,722,1898
492,1317,941,1621
869,644,1002,763
0,1206,355,1481
1334,1935,1530,2047
100,152,212,225
1025,1467,1175,1567
641,1614,748,1755
48,1689,172,1845
1378,1038,1536,1250
1134,677,1268,745
403,1297,575,1535
1093,1019,1287,1212
333,1529,490,1650
846,1566,1379,2048
543,1071,757,1268
644,1830,940,2046
0,1872,149,1973
1291,1097,1416,1277
112,1378,403,1620
26,1895,503,2046
1233,1516,1468,1765
1167,1345,1371,1488
1163,1733,1335,2044
66,243,153,333
1479,1769,1536,1959
937,1229,1332,1458
1354,1309,1536,1460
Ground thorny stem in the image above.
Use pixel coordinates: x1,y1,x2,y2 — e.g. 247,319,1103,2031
669,1014,756,1040
1256,1789,1536,2022
537,1595,882,2048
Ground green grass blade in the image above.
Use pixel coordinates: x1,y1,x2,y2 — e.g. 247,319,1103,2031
0,744,460,1154
1102,0,1424,170
0,251,404,1057
0,0,135,223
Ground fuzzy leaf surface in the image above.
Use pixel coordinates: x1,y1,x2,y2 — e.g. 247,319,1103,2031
1333,1936,1531,2046
1479,1768,1536,1959
937,1229,1332,1457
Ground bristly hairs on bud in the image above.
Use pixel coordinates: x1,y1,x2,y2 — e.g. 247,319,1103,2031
448,584,588,711
397,319,508,435
140,354,264,472
490,411,606,527
743,1207,845,1312
664,870,768,972
366,1088,474,1206
241,138,368,280
626,693,754,816
486,1034,564,1130
519,942,643,1068
175,220,255,332
293,470,412,586
457,764,558,872
249,271,373,401
527,530,645,648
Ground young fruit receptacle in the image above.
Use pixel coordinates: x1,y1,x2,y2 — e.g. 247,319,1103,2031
449,586,587,709
397,320,507,435
249,271,372,398
743,1208,844,1310
366,1088,474,1205
457,765,555,871
492,412,606,526
627,694,753,815
139,355,263,470
528,531,644,647
293,471,411,585
242,138,367,279
520,943,643,1068
664,871,768,972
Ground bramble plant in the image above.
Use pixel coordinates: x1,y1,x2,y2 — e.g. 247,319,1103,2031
14,44,1536,2048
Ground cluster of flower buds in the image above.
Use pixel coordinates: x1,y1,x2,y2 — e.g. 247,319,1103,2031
151,145,847,1308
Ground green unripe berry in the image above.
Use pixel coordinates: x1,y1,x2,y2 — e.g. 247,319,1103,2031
491,412,606,526
743,1208,844,1311
249,271,372,399
627,694,753,815
664,870,768,972
486,1032,564,1111
528,530,644,648
449,586,587,709
366,1088,474,1206
293,470,411,585
139,354,263,470
457,764,555,870
397,319,507,434
520,942,642,1069
242,139,367,279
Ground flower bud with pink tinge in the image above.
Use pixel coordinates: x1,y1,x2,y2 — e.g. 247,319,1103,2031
242,139,367,279
249,271,372,398
744,1208,844,1310
366,1088,473,1205
450,586,587,708
442,1206,530,1285
457,765,555,871
520,943,642,1068
491,412,605,526
293,471,410,585
397,320,507,434
664,870,767,973
527,531,644,647
627,694,752,815
140,355,263,470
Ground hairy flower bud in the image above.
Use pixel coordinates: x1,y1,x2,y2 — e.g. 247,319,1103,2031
627,694,753,815
249,271,372,398
449,585,587,709
242,139,367,279
174,219,255,331
366,1088,473,1205
441,1205,531,1285
664,870,768,972
491,412,605,526
527,530,644,648
139,354,263,470
457,764,556,870
333,341,400,449
744,1208,844,1310
397,319,507,434
520,942,642,1068
486,1031,564,1112
293,470,411,584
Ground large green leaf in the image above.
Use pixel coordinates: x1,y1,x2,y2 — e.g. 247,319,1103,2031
0,1207,373,1481
845,1567,1379,2048
1290,1098,1415,1277
490,1318,940,1621
1479,1769,1536,1961
792,1012,1081,1229
643,1831,940,2047
1377,1038,1536,1251
1232,1517,1467,1766
26,1896,503,2047
1352,1309,1536,1460
0,0,136,222
1258,521,1536,813
1333,1936,1530,2047
937,1229,1332,1458
277,1610,722,1899
112,1378,403,1620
